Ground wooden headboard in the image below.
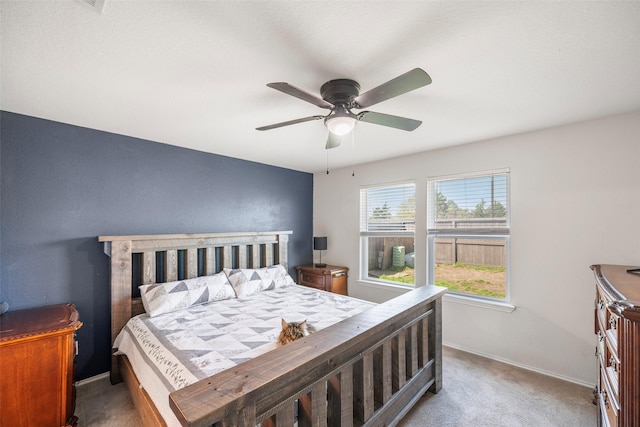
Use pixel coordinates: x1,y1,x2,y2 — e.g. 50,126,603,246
98,230,292,381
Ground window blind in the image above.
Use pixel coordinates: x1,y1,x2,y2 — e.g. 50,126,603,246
429,171,509,233
360,183,415,232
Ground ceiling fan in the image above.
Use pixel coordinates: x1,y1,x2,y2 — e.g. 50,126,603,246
256,68,432,149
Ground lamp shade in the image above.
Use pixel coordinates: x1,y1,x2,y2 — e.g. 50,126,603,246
313,236,327,251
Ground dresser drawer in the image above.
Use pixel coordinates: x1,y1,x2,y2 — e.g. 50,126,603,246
603,339,620,403
600,366,619,427
296,265,349,295
300,272,326,289
596,328,606,365
596,294,607,333
605,310,620,353
596,286,620,355
599,391,618,427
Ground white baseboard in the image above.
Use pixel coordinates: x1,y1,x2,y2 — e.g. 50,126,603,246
76,371,110,387
443,342,595,389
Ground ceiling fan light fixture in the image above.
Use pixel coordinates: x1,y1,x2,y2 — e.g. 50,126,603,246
325,105,357,135
326,116,357,135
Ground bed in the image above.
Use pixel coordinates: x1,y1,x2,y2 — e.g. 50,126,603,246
99,231,446,427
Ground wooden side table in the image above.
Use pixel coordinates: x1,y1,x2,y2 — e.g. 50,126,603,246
296,264,349,295
0,303,82,427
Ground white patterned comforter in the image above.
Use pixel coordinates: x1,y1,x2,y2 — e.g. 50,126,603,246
114,284,375,426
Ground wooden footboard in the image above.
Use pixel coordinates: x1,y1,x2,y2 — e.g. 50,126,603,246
169,284,446,427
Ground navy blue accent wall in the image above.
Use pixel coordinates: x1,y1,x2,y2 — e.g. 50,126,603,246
0,111,313,379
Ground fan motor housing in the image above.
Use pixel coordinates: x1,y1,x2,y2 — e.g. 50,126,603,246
320,79,361,106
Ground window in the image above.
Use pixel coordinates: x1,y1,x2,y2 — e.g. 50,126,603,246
427,170,510,301
360,182,415,286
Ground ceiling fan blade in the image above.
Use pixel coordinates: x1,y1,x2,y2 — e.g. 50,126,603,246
357,111,422,131
267,82,333,109
256,115,324,131
325,132,342,149
354,68,432,108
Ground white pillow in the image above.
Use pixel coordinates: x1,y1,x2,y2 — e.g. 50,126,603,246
269,264,295,288
224,264,294,298
139,272,236,317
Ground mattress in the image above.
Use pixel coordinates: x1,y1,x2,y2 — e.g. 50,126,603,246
114,284,375,426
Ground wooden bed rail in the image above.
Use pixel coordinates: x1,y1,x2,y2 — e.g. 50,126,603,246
169,284,447,427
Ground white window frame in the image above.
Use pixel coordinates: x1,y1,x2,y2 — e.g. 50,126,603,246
359,181,416,287
427,169,513,308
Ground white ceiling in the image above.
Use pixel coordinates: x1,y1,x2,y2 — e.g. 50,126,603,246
2,1,640,173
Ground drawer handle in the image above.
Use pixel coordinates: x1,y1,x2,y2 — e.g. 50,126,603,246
609,356,618,372
609,316,617,330
595,346,600,358
598,299,605,310
597,330,604,341
602,390,609,409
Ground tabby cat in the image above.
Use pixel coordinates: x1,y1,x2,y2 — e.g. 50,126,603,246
277,318,310,346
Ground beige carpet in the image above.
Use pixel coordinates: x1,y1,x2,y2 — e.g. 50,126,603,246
399,347,596,426
76,346,596,426
75,374,141,426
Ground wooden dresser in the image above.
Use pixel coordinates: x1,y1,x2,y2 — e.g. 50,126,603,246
592,264,640,427
296,264,348,295
0,303,83,427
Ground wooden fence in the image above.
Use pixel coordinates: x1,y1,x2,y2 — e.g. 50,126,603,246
435,238,505,267
367,237,505,270
367,237,415,270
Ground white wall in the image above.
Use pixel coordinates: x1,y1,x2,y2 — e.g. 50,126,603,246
313,111,640,386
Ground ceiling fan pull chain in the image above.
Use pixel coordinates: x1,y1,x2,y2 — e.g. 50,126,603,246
351,131,356,177
326,149,330,174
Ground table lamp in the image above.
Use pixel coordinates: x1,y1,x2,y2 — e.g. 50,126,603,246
313,236,327,268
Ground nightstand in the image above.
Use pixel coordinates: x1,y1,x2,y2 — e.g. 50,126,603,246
296,264,349,295
0,303,82,427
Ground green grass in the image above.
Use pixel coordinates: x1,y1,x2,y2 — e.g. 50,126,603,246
376,263,506,299
380,265,415,284
454,262,505,273
436,263,506,298
380,273,414,284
